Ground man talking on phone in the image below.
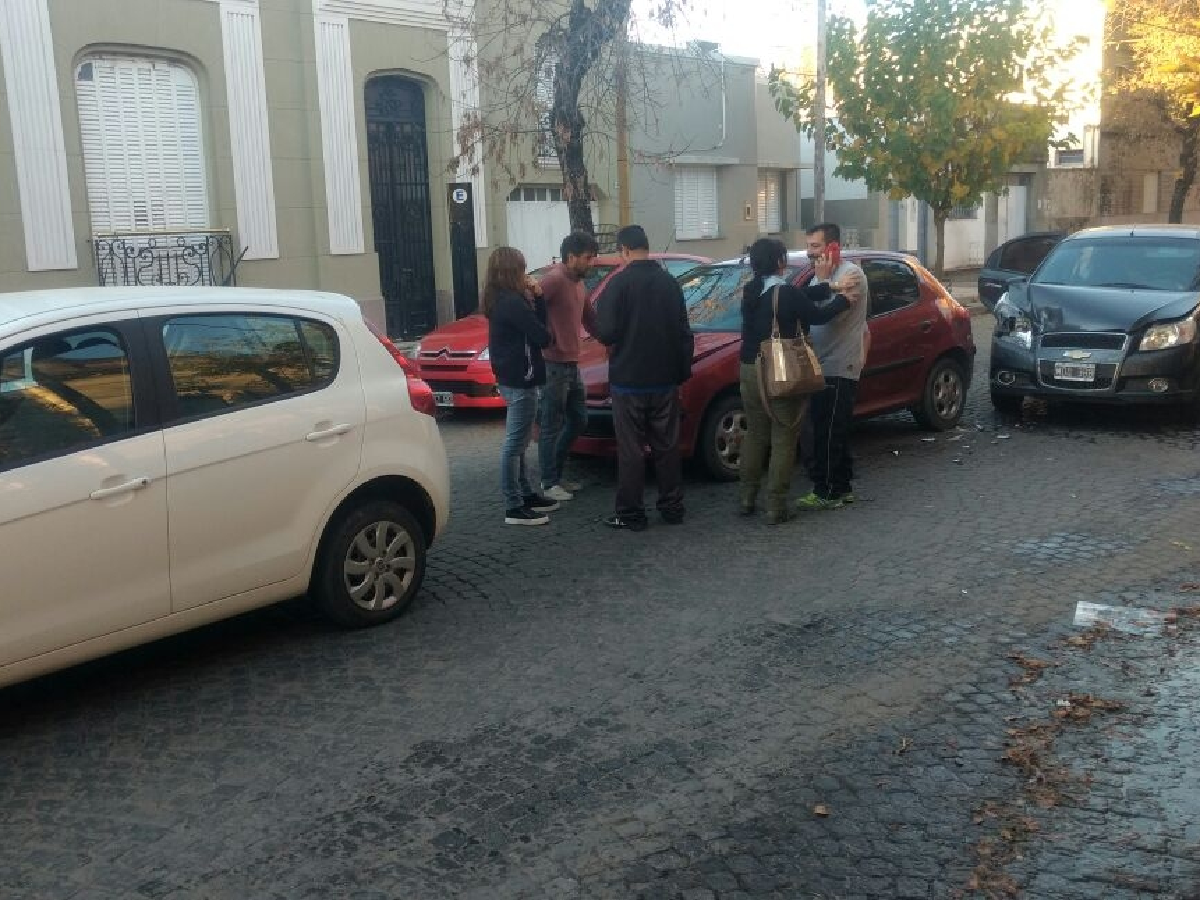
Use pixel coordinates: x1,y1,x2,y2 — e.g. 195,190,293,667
798,222,869,511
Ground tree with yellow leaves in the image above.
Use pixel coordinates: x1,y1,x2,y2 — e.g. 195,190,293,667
1107,0,1200,223
768,0,1076,276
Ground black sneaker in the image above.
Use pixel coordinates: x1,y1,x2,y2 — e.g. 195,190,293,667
523,494,560,513
505,507,549,526
602,513,647,532
661,511,685,525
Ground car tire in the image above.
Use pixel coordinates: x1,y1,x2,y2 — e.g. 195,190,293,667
912,357,967,431
699,393,747,481
990,389,1024,417
311,500,427,628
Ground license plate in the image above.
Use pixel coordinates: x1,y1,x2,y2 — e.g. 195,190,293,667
1054,362,1096,382
433,392,455,407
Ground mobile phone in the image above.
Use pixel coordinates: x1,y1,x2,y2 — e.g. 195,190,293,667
826,241,841,270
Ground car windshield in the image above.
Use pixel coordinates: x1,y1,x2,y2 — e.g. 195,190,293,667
683,265,803,332
1033,237,1200,292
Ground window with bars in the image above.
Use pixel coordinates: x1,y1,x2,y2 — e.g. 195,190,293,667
75,56,209,233
948,204,979,220
535,54,558,167
757,171,783,234
674,166,719,241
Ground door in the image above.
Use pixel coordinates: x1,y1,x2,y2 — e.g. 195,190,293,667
857,258,932,414
505,187,599,269
153,311,365,611
1000,185,1028,243
0,320,170,666
366,77,437,340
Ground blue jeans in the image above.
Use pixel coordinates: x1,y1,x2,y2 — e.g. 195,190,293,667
498,385,538,509
537,362,587,487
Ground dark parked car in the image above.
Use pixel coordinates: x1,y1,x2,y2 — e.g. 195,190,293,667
990,225,1200,414
978,232,1064,310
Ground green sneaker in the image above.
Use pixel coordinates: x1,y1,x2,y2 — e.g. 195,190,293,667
795,492,844,511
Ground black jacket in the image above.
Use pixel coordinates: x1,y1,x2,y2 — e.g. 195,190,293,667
595,259,694,387
739,282,849,364
487,289,551,388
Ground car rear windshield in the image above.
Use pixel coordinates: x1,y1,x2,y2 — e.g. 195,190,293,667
682,264,803,332
1034,237,1200,292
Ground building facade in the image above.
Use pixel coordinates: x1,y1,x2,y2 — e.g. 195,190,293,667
0,1,810,337
0,0,496,337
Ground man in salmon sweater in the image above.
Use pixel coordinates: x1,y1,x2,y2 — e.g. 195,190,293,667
535,231,601,501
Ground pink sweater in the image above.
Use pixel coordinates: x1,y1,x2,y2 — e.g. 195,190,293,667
539,264,599,363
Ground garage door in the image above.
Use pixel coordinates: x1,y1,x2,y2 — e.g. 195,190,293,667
505,187,598,269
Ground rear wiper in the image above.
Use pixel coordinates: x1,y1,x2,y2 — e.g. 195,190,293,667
1096,281,1156,290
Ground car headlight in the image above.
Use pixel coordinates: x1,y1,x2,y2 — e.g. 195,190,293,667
1139,319,1197,351
478,347,490,361
994,294,1033,348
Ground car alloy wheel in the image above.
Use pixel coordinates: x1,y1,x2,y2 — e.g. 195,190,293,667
701,394,747,481
914,358,966,431
343,519,417,612
313,500,427,627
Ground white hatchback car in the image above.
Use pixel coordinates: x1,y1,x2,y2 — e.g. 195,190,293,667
0,287,449,688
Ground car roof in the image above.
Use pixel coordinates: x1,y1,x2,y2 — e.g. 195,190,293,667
709,248,921,266
1065,225,1200,241
590,252,711,266
998,231,1064,245
0,286,364,333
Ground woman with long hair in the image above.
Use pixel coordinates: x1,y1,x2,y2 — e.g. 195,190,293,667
482,247,558,525
738,238,860,524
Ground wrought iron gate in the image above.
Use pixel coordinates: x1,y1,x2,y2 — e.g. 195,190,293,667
366,77,437,339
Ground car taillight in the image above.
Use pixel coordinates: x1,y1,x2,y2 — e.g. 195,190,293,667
366,320,438,416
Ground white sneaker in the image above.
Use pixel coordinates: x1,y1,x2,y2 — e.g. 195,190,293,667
560,479,582,493
542,484,574,501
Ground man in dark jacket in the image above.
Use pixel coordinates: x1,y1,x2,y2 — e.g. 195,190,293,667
595,225,694,530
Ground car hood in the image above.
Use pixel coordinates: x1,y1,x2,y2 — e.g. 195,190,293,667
418,313,487,350
579,332,740,397
1023,283,1200,332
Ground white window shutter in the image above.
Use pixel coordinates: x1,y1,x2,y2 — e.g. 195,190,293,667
674,167,718,241
76,56,209,233
757,171,782,233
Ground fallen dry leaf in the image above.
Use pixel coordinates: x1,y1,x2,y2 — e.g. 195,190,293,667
1180,583,1200,592
1171,540,1193,551
896,736,912,755
812,804,830,817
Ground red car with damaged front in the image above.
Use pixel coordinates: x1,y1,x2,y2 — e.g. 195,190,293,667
573,249,977,479
412,253,710,409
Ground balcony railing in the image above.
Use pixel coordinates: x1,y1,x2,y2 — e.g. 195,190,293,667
93,230,242,287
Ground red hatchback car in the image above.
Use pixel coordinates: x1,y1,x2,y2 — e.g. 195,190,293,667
412,253,710,409
573,249,977,479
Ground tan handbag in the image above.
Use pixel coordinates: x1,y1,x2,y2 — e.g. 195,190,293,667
756,286,825,405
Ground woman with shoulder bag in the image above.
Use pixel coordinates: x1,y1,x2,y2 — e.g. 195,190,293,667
482,246,559,526
738,238,860,524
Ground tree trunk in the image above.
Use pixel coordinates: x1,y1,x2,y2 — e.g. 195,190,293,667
555,104,595,234
547,0,632,237
933,210,947,279
1169,117,1200,224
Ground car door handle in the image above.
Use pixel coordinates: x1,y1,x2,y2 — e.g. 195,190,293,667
920,320,934,332
89,477,150,501
305,423,354,442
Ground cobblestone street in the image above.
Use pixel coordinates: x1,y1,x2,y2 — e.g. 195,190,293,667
2,319,1199,900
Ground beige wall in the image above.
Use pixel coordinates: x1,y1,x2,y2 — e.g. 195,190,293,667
0,0,471,333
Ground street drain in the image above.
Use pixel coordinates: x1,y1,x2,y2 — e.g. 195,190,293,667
1012,532,1131,561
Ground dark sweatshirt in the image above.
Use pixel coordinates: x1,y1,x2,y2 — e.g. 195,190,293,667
486,289,551,388
739,280,849,364
595,258,694,389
